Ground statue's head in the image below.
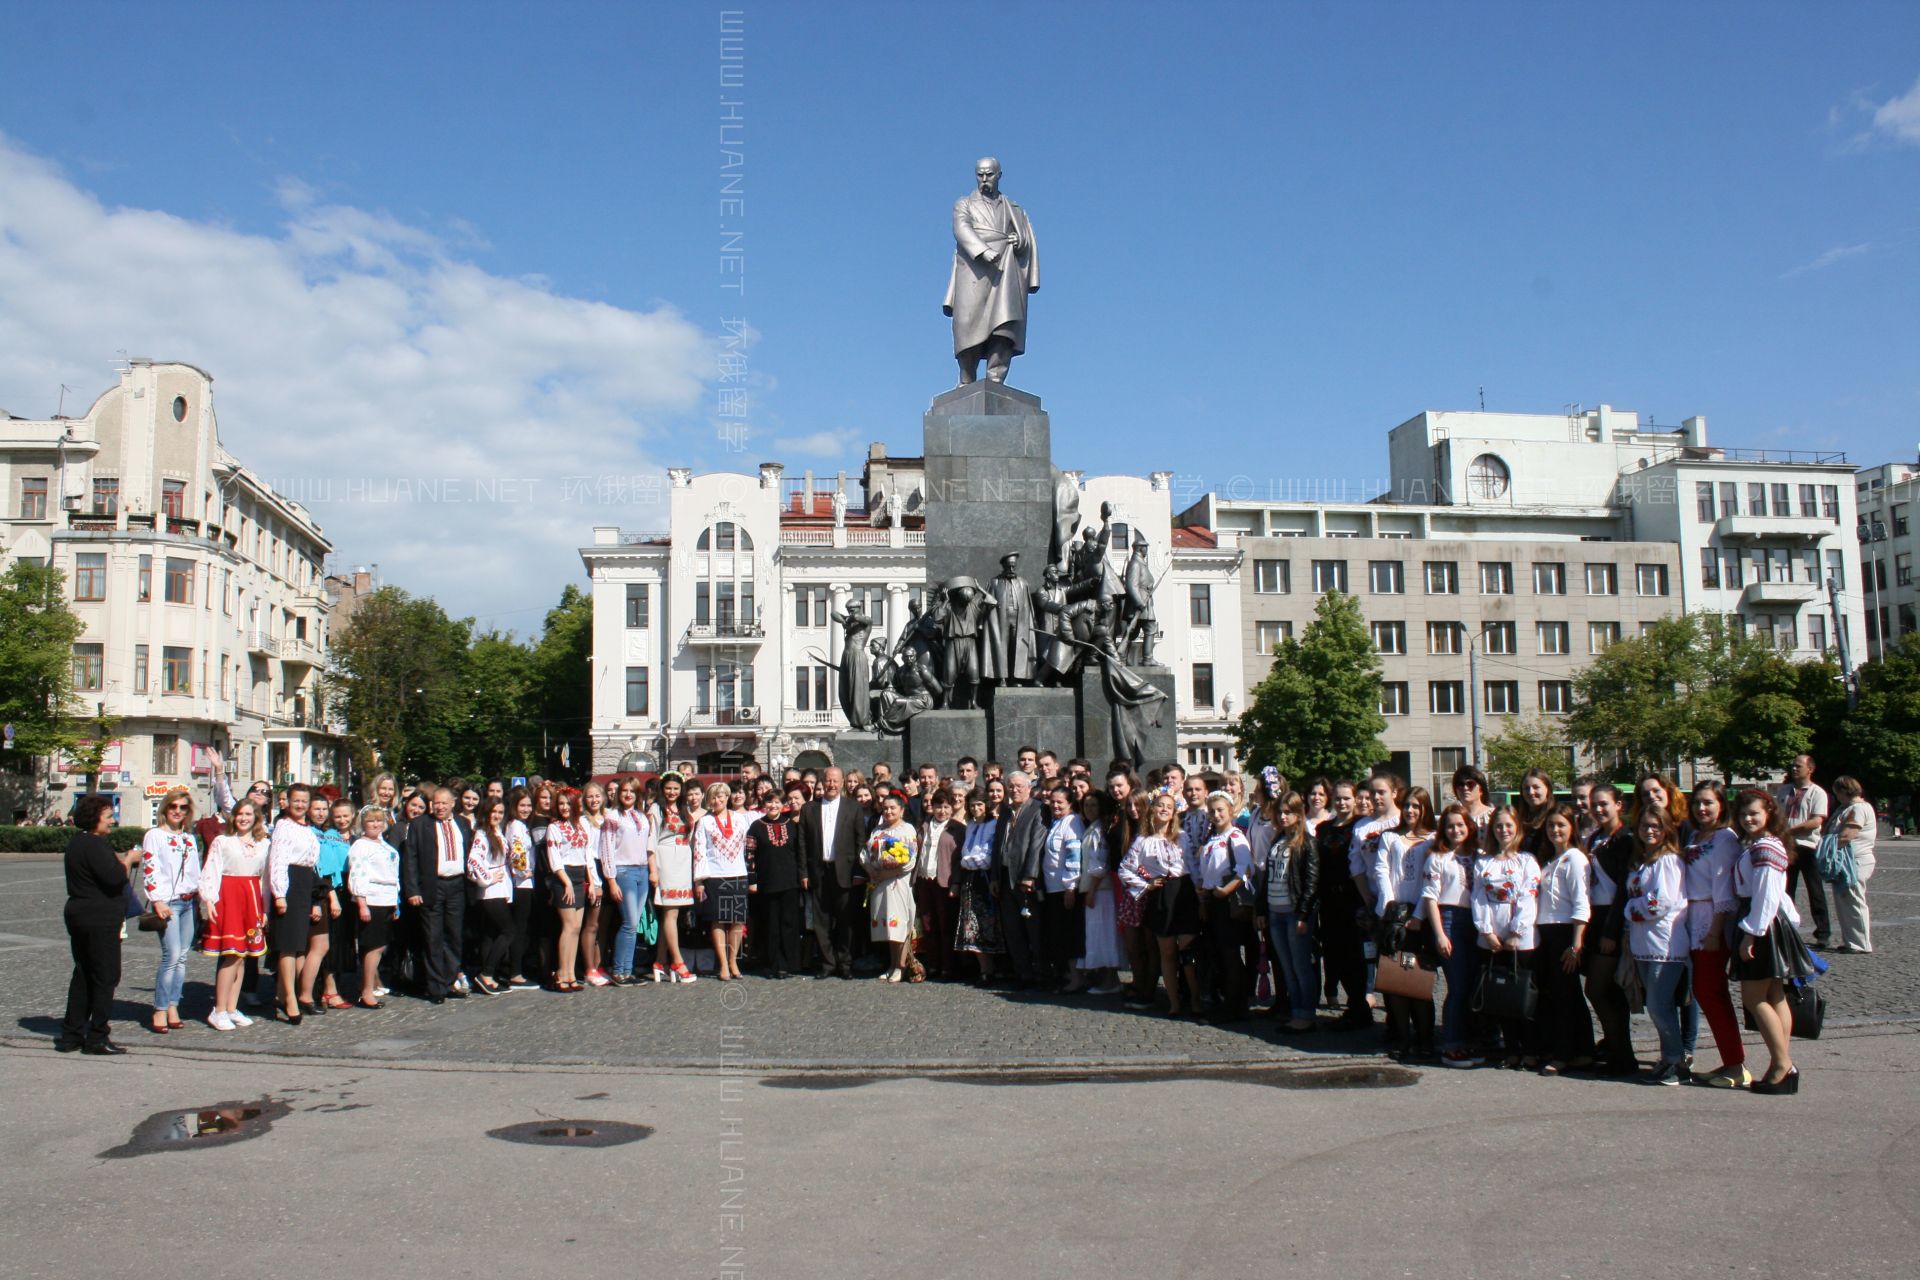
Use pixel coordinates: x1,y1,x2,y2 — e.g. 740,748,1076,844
1043,566,1060,586
975,157,1001,196
1081,528,1098,544
999,552,1020,574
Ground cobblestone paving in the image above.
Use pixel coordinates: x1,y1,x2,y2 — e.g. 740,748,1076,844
4,839,1915,1068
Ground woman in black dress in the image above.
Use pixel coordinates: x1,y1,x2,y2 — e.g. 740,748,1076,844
59,795,135,1054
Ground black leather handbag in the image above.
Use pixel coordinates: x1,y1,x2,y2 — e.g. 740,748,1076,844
1473,951,1538,1021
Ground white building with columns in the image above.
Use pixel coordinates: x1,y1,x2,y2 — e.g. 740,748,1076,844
580,448,1242,775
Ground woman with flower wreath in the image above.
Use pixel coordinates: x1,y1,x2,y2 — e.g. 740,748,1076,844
693,781,750,981
649,773,699,983
863,791,921,984
199,798,270,1030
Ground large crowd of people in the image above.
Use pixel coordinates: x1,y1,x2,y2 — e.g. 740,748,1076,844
55,747,1868,1093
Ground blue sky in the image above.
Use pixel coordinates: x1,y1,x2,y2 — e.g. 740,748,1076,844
3,1,1917,626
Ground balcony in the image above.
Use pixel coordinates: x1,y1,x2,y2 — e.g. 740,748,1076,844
785,709,839,727
280,638,328,667
1715,514,1830,545
1744,579,1820,608
246,630,281,657
684,620,765,647
686,706,762,729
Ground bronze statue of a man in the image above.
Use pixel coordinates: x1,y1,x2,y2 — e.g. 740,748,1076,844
944,156,1039,385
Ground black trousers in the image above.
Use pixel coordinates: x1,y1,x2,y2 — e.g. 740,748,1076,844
505,884,535,979
421,879,467,997
478,898,515,980
996,883,1042,981
62,911,122,1045
1040,889,1085,982
1200,899,1250,1017
1317,910,1369,1015
761,888,802,974
1786,847,1832,940
1533,923,1596,1061
813,877,863,971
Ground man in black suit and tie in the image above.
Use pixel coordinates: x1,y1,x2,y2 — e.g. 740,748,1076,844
401,787,473,1004
798,767,869,978
993,770,1047,987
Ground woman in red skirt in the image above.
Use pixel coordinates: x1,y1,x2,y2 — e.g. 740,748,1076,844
198,799,270,1030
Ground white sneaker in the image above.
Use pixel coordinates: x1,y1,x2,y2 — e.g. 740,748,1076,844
228,1009,253,1027
375,986,391,997
209,1011,235,1032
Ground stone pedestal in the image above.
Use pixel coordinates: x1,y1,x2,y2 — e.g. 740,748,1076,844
833,731,904,782
1076,664,1178,773
923,381,1056,599
905,709,990,774
989,686,1081,764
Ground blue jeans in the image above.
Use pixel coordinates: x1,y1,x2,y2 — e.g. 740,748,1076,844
1437,905,1481,1051
1639,958,1692,1065
1267,908,1317,1020
611,867,651,976
155,898,195,1009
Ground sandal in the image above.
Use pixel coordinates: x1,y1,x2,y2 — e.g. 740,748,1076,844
149,1015,170,1035
322,994,352,1010
166,1015,185,1030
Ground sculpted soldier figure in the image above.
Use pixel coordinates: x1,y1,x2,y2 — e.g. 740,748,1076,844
944,156,1039,385
1119,531,1159,664
940,577,996,710
982,552,1037,687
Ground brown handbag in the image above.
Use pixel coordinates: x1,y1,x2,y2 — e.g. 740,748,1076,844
1373,949,1436,999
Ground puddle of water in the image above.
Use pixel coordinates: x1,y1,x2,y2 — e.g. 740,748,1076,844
487,1119,653,1148
760,1063,1419,1090
100,1097,292,1158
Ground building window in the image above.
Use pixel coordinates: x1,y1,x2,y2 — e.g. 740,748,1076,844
1370,621,1405,655
1584,563,1618,595
1696,482,1716,522
1718,482,1738,517
1539,680,1573,713
1799,485,1818,519
625,667,649,717
1427,622,1463,655
73,553,106,601
1380,683,1410,716
1479,561,1513,595
161,480,186,519
19,476,47,520
1368,560,1404,594
1589,621,1621,653
1254,559,1290,593
1538,622,1569,655
1485,681,1520,715
1826,549,1844,589
1191,663,1216,708
135,554,152,602
163,557,193,605
162,646,192,694
1424,561,1459,594
1700,547,1720,590
1431,747,1466,801
624,583,650,628
73,643,103,691
219,653,229,699
1821,485,1839,520
1898,553,1913,588
1311,560,1347,593
133,644,149,694
1429,681,1465,715
1256,620,1293,655
1636,564,1670,596
1484,621,1516,655
1533,562,1566,595
1808,614,1828,653
153,734,178,775
1466,453,1511,499
694,582,710,626
1748,483,1767,517
1772,484,1790,519
794,664,831,711
90,477,119,516
1189,583,1212,627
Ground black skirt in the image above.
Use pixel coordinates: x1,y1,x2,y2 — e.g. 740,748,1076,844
269,864,317,954
1146,874,1201,939
549,865,589,910
699,875,750,925
358,904,395,952
1731,901,1803,983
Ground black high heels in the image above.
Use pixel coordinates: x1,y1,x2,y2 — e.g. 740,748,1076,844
1750,1068,1800,1095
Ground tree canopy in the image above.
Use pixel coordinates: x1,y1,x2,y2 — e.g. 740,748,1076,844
1233,590,1386,782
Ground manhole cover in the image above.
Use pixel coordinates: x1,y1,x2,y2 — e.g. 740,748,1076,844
487,1119,653,1148
101,1098,292,1158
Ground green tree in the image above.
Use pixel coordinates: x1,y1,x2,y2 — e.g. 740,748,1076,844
465,629,537,779
1567,614,1718,776
330,586,475,782
1482,716,1572,791
1698,626,1811,784
527,584,593,779
1841,633,1920,801
0,561,86,766
1233,590,1385,781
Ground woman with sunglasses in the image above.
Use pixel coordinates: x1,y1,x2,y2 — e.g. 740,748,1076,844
140,787,202,1035
199,798,269,1029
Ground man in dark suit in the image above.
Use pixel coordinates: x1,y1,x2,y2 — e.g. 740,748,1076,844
904,761,943,828
401,787,473,1004
992,770,1047,986
798,767,868,978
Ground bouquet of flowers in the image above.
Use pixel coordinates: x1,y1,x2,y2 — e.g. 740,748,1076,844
874,838,914,880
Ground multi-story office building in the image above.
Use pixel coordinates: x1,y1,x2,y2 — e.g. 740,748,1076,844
1854,460,1920,660
580,447,1242,775
0,360,342,822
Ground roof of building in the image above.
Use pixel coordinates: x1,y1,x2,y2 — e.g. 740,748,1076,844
1170,525,1216,548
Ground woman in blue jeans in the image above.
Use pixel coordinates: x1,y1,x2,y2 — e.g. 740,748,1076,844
1421,804,1484,1067
602,781,653,985
1625,806,1692,1085
1262,790,1320,1031
140,788,202,1034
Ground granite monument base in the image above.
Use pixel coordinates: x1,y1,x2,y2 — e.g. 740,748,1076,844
989,686,1081,764
905,709,991,775
923,380,1057,599
1077,664,1178,773
833,730,904,781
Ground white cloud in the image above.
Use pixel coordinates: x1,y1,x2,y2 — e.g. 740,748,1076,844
769,427,862,459
1780,242,1871,279
0,134,713,628
1872,73,1920,145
